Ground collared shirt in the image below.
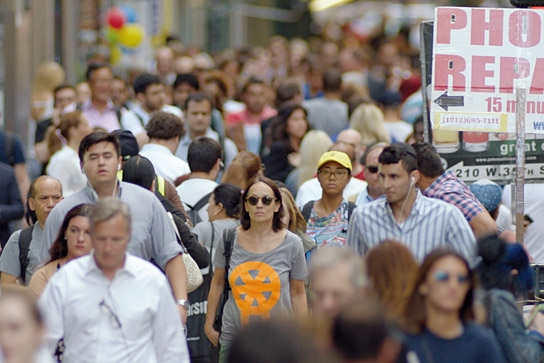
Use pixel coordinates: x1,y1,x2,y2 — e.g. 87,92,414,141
354,187,384,207
40,182,181,269
226,106,277,154
347,190,476,264
424,170,484,223
121,104,183,136
0,224,44,283
38,254,189,363
81,99,120,132
174,128,238,167
140,143,190,183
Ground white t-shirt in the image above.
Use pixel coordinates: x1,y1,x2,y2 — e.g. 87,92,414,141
176,179,218,223
46,145,87,196
140,143,190,183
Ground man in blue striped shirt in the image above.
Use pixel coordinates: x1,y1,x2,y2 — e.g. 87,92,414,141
347,143,476,263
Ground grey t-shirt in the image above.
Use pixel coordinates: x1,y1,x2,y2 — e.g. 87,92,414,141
0,225,44,284
213,229,307,345
40,182,181,269
302,98,348,137
192,219,240,275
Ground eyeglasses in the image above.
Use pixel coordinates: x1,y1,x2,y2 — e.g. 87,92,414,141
99,300,122,328
434,271,469,284
318,169,348,178
366,166,379,174
246,196,276,206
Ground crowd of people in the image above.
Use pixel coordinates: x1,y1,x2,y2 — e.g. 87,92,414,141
0,29,541,363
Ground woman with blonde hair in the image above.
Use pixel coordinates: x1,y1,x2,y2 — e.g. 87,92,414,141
349,103,391,147
31,62,66,122
284,130,332,197
46,111,92,196
365,240,418,323
221,151,263,190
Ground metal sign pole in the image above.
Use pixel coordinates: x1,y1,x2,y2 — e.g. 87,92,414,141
515,87,526,244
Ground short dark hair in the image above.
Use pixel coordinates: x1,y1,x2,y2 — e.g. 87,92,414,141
322,68,342,93
378,143,418,173
411,142,445,178
187,137,222,173
53,83,76,97
275,80,302,108
133,73,162,95
213,183,242,219
241,77,265,94
86,63,111,81
184,92,214,111
145,111,185,140
48,204,93,264
122,155,156,190
240,175,284,232
173,73,200,91
79,131,120,162
333,299,390,361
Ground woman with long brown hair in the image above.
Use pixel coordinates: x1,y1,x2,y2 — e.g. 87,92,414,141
28,204,93,299
205,176,307,362
403,248,504,363
221,151,263,190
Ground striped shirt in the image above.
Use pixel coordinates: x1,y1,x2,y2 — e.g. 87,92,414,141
347,190,476,264
424,170,484,223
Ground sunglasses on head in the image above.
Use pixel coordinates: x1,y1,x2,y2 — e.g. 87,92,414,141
434,271,469,284
246,196,276,206
366,166,379,174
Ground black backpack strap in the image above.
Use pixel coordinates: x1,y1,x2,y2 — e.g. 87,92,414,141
301,200,315,222
222,227,236,293
4,133,15,166
18,225,34,284
347,201,357,221
115,106,124,129
187,192,213,212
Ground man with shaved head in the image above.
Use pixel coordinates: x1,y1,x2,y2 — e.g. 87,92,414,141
336,128,365,180
0,176,63,285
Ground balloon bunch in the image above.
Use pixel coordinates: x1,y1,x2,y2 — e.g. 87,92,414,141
105,6,145,64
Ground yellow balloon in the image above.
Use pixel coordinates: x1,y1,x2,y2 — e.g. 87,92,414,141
110,46,122,65
118,24,144,48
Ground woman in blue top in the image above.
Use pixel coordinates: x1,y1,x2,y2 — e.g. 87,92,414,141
403,248,505,363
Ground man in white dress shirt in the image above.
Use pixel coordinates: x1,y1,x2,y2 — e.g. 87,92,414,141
121,73,183,147
139,112,190,183
39,198,190,363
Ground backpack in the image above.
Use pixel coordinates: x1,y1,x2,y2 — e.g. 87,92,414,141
18,225,34,284
186,192,213,226
301,200,357,223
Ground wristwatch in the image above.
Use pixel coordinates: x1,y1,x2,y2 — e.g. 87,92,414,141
177,299,190,310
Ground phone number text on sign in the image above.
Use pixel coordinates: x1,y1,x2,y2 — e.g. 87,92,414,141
435,112,507,131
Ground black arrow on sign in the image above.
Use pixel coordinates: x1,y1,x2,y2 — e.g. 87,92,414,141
434,92,464,111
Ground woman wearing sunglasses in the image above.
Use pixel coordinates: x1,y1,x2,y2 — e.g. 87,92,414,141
205,175,308,363
403,248,505,363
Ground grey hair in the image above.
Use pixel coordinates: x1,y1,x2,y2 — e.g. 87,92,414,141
309,247,368,289
90,197,131,233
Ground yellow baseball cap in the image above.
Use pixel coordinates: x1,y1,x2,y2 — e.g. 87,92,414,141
317,151,352,172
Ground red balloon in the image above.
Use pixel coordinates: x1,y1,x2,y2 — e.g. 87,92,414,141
107,8,126,29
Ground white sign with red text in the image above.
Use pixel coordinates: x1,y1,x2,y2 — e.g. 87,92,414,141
432,7,544,133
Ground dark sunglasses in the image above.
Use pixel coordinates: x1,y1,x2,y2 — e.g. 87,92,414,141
246,196,276,206
366,166,379,174
434,271,469,284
